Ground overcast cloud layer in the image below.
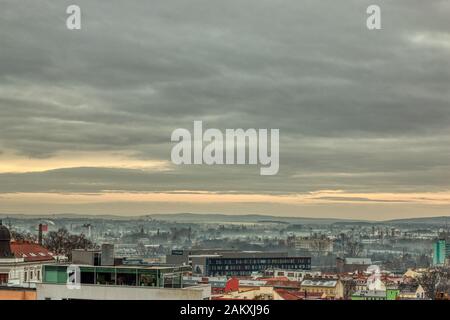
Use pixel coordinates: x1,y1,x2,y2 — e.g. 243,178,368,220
0,0,449,218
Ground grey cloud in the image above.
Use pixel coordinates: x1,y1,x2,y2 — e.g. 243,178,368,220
314,197,410,203
0,0,449,197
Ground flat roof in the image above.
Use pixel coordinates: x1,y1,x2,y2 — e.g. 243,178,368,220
43,263,190,270
190,254,222,258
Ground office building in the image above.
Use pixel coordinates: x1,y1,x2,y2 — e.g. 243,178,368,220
42,263,191,288
188,251,311,276
433,239,447,266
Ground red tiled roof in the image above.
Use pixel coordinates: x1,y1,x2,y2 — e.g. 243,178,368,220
264,279,301,289
258,276,290,282
275,289,304,300
10,241,55,262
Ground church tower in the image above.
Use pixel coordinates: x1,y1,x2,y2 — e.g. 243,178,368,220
0,220,13,258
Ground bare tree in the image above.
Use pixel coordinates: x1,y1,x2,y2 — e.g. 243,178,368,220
341,278,356,299
346,240,363,257
310,239,325,253
44,228,94,259
10,230,37,242
418,268,450,300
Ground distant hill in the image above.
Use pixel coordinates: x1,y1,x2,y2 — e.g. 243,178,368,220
0,213,135,221
145,213,363,225
385,216,450,226
0,212,361,224
1,212,449,225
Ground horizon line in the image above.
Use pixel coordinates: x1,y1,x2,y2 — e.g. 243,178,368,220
1,212,450,223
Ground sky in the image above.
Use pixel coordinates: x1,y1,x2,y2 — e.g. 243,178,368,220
0,0,449,220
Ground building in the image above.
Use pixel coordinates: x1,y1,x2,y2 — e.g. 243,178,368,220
166,249,236,266
336,257,372,273
182,276,240,295
167,249,311,277
0,286,36,300
300,278,344,299
42,263,191,288
351,290,389,300
72,249,102,266
37,283,211,300
273,289,306,300
351,284,425,300
354,277,368,291
34,245,215,300
262,269,320,281
257,277,301,290
190,252,311,276
72,244,115,266
293,236,333,253
212,285,275,300
433,238,448,266
398,283,426,299
0,221,13,284
0,221,57,287
403,268,422,279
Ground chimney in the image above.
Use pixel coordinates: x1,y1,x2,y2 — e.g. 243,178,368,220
38,223,43,246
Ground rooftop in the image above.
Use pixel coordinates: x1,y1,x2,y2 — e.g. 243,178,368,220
345,258,372,265
352,290,386,297
10,241,54,262
301,279,337,287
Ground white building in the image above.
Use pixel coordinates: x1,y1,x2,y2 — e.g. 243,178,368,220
37,283,211,300
0,222,58,287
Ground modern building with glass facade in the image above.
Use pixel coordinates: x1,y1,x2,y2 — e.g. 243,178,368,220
433,239,447,266
190,252,311,276
42,264,191,288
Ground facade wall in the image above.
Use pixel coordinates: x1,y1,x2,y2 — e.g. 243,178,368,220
100,244,115,266
8,264,44,286
295,238,333,253
167,250,288,266
343,264,370,273
43,264,190,288
0,289,36,300
301,280,344,299
0,259,56,287
72,250,99,265
204,257,311,276
36,283,211,300
166,250,190,265
433,240,446,266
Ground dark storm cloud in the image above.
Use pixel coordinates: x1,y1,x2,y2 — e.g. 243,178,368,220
0,0,449,195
